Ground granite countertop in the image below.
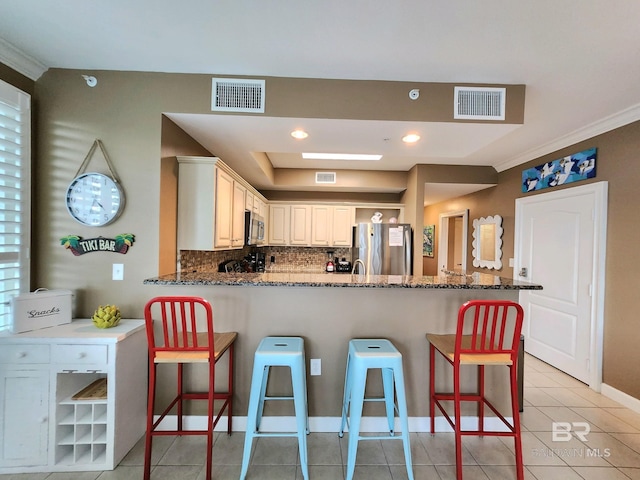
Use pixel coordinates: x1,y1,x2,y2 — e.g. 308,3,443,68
143,271,542,289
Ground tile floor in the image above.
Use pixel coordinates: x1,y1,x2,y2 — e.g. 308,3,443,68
3,354,640,479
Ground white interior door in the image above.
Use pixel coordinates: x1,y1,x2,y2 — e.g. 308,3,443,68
438,209,468,273
515,182,607,387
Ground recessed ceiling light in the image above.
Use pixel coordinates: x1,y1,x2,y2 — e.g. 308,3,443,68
302,153,382,161
402,133,421,143
291,129,309,139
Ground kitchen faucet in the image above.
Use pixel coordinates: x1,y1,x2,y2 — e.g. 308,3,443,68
351,259,366,275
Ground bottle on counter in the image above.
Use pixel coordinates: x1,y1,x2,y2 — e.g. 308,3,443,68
326,251,335,272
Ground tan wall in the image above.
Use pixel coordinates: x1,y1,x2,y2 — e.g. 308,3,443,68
261,78,524,124
272,168,407,192
159,117,212,274
4,63,639,404
0,63,34,95
424,121,640,399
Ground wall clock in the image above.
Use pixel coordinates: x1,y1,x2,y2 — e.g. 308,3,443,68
66,139,125,226
66,172,125,226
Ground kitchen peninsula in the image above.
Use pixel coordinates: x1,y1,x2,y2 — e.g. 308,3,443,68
144,270,537,289
142,271,541,430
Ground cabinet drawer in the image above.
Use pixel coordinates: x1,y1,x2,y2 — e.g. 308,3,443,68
0,344,50,364
52,344,108,365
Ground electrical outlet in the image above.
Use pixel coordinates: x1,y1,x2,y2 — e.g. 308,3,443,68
310,358,321,376
112,263,124,281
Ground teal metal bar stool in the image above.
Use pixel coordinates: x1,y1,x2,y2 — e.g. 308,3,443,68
240,336,309,480
339,339,414,480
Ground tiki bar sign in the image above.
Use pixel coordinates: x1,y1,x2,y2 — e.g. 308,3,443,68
60,234,135,256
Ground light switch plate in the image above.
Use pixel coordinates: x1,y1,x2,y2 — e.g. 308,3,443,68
112,264,124,281
310,358,321,376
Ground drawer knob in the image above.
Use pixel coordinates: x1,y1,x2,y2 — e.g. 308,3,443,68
17,351,27,358
77,352,87,359
39,416,48,424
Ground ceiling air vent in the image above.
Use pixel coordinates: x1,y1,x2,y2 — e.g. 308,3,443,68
454,86,506,120
315,172,336,184
211,78,265,113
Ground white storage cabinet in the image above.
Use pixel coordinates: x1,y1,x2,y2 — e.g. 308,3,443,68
0,319,146,474
177,156,268,250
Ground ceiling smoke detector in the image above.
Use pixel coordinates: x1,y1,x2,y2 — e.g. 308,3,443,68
82,75,97,87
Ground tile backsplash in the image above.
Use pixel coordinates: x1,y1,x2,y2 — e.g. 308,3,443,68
180,246,351,273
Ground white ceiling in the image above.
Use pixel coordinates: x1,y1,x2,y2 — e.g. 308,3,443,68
2,0,640,203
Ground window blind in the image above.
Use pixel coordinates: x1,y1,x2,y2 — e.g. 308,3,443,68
0,80,31,331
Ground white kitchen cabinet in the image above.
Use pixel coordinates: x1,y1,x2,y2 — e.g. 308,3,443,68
177,157,268,251
331,205,355,246
290,205,312,245
0,320,146,474
311,205,354,247
258,198,267,219
311,205,332,246
231,181,246,247
268,204,290,245
214,167,234,248
0,365,50,468
245,190,254,212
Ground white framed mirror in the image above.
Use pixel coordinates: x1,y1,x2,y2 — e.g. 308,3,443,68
472,215,503,270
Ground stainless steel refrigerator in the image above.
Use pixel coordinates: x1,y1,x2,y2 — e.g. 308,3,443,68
352,223,412,275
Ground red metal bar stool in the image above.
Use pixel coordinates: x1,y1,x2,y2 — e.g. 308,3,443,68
426,299,524,480
143,296,237,480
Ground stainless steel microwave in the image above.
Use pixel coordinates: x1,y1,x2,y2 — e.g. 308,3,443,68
245,211,265,246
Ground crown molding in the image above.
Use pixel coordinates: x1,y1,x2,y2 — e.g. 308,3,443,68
0,38,48,81
495,103,640,172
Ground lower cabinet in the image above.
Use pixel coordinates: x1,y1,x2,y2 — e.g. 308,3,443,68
0,367,50,468
0,320,146,474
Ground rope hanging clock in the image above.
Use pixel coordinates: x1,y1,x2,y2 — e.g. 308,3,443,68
66,139,125,227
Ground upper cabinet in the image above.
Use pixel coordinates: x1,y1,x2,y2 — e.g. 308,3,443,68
268,203,311,246
268,204,290,245
268,203,355,247
311,205,355,247
245,190,254,212
213,167,233,248
331,206,356,246
290,205,312,245
177,157,266,251
177,160,403,252
310,205,331,246
232,181,246,248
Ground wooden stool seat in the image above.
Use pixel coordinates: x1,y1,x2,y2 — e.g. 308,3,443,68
426,334,514,365
154,331,237,363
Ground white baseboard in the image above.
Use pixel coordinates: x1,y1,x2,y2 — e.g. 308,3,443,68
154,415,514,433
601,383,640,414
